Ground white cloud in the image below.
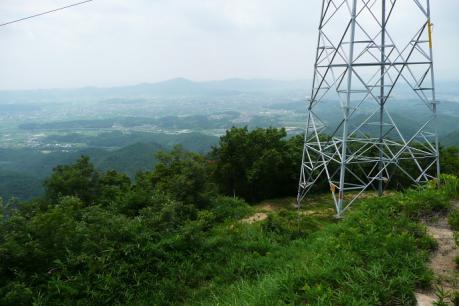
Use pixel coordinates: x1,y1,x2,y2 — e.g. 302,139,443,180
0,0,457,90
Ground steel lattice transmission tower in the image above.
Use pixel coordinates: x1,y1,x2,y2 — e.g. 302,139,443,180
297,0,440,216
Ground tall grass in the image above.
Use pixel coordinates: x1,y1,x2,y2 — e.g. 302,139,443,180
192,177,459,305
3,177,457,305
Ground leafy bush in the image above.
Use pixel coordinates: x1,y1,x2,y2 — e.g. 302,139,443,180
1,136,458,305
151,145,216,208
211,196,253,222
0,154,328,305
210,127,302,202
449,210,459,231
441,174,459,199
441,147,459,177
399,187,451,219
44,156,100,204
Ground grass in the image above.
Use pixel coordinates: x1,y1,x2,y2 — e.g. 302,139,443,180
185,210,334,304
454,292,459,306
186,178,459,305
3,176,457,305
444,175,459,305
449,210,459,231
254,191,392,215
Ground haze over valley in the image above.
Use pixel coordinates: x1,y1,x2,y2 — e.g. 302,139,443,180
0,77,458,200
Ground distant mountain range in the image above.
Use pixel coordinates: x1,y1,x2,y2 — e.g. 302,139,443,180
1,77,457,104
0,78,311,103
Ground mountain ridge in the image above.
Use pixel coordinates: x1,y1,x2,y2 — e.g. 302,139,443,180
0,78,311,103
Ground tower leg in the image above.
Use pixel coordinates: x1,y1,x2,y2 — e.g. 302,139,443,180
297,0,439,215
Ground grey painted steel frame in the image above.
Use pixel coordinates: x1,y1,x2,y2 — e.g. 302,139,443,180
297,0,440,216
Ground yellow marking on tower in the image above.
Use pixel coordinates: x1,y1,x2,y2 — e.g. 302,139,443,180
428,20,433,49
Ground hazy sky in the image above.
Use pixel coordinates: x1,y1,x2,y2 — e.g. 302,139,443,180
1,0,458,90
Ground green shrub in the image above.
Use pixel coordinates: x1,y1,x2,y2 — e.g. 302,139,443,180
400,187,450,219
453,291,459,306
449,210,459,231
441,174,459,199
210,127,302,202
261,209,325,240
0,282,34,306
211,196,253,222
1,155,457,305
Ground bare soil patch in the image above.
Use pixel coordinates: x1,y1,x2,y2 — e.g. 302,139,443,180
416,293,437,306
416,201,459,305
241,212,268,224
427,220,458,288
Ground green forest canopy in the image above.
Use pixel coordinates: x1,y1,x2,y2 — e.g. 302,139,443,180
0,127,459,305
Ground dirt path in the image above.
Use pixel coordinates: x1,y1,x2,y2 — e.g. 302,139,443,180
241,205,335,225
241,212,268,224
416,202,459,305
243,199,459,304
427,220,458,288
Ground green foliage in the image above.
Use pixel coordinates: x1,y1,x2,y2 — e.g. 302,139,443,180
440,147,459,176
44,156,100,204
211,196,253,222
434,286,453,306
211,127,459,203
0,170,43,200
2,167,456,304
449,210,459,231
151,146,216,208
0,186,311,305
0,154,273,305
1,127,459,305
399,187,450,220
211,127,302,202
454,291,459,306
441,174,459,199
200,185,455,306
0,131,218,200
261,209,326,240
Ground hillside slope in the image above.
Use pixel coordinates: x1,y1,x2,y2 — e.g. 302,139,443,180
1,127,458,305
194,185,458,305
1,174,458,305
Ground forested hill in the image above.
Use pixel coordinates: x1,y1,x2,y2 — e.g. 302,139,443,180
0,127,459,305
0,131,218,200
